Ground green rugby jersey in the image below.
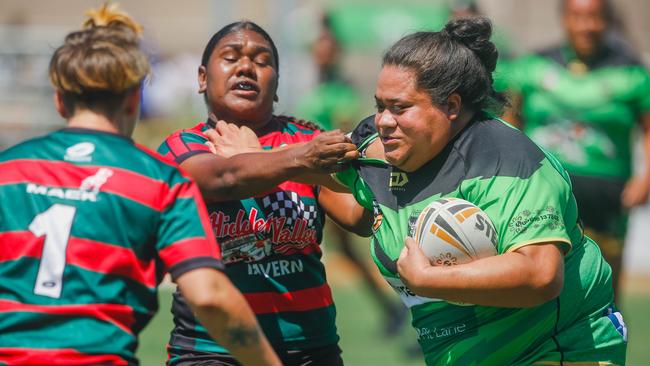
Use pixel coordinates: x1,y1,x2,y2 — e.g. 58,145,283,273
0,128,223,365
158,116,338,361
502,41,650,179
336,114,625,365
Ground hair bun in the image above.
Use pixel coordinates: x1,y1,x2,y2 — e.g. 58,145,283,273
443,16,498,73
83,2,143,36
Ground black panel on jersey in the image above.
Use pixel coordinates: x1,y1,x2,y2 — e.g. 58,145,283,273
351,113,545,210
538,39,642,70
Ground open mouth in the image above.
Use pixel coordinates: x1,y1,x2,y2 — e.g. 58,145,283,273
231,80,260,94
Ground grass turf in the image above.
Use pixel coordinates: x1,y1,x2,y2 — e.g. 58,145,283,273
137,284,649,365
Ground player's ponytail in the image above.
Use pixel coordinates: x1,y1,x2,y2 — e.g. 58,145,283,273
48,2,150,117
382,16,506,113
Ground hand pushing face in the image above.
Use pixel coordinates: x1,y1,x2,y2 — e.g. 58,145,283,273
199,29,279,129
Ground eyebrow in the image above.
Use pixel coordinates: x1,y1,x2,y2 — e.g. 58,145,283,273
220,43,273,56
374,95,401,103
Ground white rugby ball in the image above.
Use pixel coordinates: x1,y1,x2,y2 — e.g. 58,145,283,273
414,198,498,266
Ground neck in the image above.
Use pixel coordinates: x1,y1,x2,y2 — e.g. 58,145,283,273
67,110,128,136
208,112,274,135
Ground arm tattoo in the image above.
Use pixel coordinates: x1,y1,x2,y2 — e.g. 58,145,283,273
224,323,261,347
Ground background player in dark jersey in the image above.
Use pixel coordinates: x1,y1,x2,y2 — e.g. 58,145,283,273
157,20,371,366
331,17,626,365
502,0,650,300
0,4,280,366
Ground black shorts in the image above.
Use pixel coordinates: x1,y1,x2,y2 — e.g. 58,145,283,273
168,344,343,366
570,174,627,238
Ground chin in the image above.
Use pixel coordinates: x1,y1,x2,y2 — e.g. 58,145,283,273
384,152,405,168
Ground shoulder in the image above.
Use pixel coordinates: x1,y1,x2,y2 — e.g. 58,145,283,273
0,134,50,161
535,45,565,65
122,142,193,188
350,115,377,146
600,38,643,68
273,115,322,142
456,116,546,180
158,122,212,165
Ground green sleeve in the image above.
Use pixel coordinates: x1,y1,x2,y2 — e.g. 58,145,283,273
333,166,375,210
499,54,541,96
633,66,650,113
462,158,574,254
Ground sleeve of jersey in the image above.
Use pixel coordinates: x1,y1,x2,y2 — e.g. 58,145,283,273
332,166,374,210
156,178,224,280
157,131,212,165
462,158,573,254
634,67,650,113
499,55,536,95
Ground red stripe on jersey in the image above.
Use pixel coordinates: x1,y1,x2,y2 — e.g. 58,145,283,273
165,134,196,157
0,347,128,365
187,142,211,152
0,159,171,211
0,231,43,261
68,238,158,288
158,237,220,270
0,232,157,288
277,182,317,199
244,283,333,314
0,299,136,335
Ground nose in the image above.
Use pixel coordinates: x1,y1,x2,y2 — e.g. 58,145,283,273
375,110,397,130
236,57,255,78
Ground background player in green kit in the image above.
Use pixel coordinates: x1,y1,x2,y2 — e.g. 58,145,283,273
0,4,280,365
331,17,627,365
501,0,650,300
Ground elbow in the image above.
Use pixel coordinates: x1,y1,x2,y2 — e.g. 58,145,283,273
200,172,239,201
187,286,230,313
525,270,564,307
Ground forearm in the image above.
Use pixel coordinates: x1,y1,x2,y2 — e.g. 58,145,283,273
187,147,306,201
178,269,281,366
193,288,280,366
408,251,563,308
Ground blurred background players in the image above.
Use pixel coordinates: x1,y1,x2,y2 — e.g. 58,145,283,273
0,4,279,365
297,13,408,339
501,0,650,300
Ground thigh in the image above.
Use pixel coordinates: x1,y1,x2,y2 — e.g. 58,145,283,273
282,344,344,366
168,350,241,366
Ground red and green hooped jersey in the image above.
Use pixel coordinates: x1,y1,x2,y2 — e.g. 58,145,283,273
0,128,223,366
158,116,338,358
501,41,650,180
335,114,625,365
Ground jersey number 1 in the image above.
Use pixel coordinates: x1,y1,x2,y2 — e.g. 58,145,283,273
28,204,76,299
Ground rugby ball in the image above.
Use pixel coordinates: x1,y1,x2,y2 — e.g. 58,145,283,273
414,198,498,266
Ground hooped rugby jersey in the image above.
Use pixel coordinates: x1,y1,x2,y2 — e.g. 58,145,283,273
335,114,624,365
0,128,223,365
502,41,650,180
158,116,338,358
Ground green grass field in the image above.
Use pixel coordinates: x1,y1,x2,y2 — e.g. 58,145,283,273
137,277,650,365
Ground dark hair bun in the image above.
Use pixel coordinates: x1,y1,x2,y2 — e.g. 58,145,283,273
444,16,498,73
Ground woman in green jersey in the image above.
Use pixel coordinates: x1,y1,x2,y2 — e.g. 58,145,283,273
502,0,650,300
330,16,627,365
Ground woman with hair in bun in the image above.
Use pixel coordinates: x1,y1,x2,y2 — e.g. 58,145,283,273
157,20,369,366
329,16,628,365
0,4,280,366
